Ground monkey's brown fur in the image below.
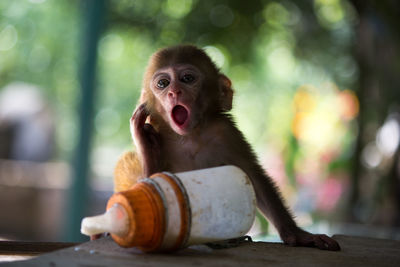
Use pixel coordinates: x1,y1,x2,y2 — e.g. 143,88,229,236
112,45,340,251
113,151,140,192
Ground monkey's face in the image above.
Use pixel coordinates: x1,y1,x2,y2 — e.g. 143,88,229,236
149,63,205,135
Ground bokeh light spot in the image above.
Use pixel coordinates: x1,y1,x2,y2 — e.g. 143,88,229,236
376,117,400,157
0,25,18,51
209,5,234,28
163,0,193,19
264,2,290,27
203,45,225,69
29,0,47,3
267,46,296,79
27,45,52,73
314,0,346,29
362,142,382,169
99,34,124,61
337,89,359,120
95,108,121,137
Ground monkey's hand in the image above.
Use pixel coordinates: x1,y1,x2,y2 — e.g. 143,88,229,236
90,233,109,241
281,228,340,251
130,103,162,177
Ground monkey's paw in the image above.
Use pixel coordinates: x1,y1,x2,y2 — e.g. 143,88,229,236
282,229,340,251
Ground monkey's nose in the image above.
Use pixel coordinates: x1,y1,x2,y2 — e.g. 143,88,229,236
168,88,181,98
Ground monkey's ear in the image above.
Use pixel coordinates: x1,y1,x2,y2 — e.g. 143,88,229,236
139,88,156,108
139,88,147,103
219,74,233,111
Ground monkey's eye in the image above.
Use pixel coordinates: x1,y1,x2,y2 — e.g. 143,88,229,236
181,74,195,83
157,79,170,89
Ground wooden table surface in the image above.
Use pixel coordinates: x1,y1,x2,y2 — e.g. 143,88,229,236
1,235,400,267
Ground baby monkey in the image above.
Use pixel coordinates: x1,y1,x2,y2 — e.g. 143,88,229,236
114,45,340,251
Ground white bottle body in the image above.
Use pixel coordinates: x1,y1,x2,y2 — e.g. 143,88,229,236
152,165,256,249
178,165,256,245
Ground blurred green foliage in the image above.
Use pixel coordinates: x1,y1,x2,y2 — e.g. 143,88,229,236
0,0,359,223
0,0,80,159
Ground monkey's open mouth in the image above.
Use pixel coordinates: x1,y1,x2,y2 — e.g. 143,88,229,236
172,105,188,126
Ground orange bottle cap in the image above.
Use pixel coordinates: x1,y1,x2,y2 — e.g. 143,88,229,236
106,181,166,251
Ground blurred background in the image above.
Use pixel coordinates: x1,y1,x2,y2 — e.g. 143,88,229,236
0,0,399,243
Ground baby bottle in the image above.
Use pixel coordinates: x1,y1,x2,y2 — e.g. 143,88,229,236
81,165,256,252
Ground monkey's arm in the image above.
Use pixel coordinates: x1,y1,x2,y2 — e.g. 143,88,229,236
247,165,340,250
220,121,340,251
130,103,162,177
114,104,163,192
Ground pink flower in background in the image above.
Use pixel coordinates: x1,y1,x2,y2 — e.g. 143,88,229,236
316,178,344,212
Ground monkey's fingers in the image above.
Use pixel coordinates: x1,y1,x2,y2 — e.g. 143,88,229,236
90,233,103,241
284,231,340,251
131,103,149,122
315,234,340,251
130,105,151,146
132,104,150,130
313,235,328,250
143,122,158,133
90,232,110,241
143,123,161,146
